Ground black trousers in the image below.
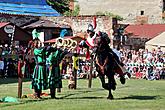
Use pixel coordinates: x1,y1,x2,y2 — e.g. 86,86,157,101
50,87,56,98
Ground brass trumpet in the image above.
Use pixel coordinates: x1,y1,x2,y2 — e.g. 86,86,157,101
56,37,64,47
53,37,78,49
70,40,77,49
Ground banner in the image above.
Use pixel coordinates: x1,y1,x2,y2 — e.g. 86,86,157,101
73,55,79,70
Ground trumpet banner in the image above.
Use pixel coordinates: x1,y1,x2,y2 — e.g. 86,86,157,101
73,55,79,70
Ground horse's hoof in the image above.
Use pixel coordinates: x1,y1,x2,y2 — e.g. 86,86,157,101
120,76,126,84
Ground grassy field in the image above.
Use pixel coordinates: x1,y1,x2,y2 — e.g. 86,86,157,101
0,78,165,110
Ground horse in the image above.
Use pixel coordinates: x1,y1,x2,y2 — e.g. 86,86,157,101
93,32,118,99
92,31,130,99
79,30,128,99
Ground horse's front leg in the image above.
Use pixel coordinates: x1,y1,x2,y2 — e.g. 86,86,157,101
98,74,109,90
107,75,116,100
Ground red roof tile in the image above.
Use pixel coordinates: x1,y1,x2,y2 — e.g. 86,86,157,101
125,24,165,39
44,36,83,43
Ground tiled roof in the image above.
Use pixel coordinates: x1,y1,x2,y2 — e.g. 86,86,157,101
0,0,61,17
22,20,71,29
125,24,165,39
0,22,32,41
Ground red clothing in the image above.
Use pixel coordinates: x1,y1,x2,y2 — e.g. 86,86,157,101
136,72,143,79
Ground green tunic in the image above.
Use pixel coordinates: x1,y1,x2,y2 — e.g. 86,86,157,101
47,49,64,89
31,47,47,90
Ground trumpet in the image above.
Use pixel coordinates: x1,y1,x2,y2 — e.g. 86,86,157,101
56,37,64,47
71,40,77,49
53,37,78,49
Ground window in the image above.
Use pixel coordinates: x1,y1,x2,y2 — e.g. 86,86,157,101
140,11,144,15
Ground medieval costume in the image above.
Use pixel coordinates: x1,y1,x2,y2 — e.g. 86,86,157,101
47,48,68,98
31,46,47,99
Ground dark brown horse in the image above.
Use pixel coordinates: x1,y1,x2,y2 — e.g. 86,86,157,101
80,31,127,99
94,33,117,99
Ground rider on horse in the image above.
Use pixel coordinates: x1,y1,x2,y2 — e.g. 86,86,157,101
79,24,129,84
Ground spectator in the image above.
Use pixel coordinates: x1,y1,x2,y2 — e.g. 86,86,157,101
0,57,4,77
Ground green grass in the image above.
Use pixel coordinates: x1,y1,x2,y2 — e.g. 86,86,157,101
0,78,165,110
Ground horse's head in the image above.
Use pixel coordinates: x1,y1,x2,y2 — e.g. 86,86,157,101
93,32,110,53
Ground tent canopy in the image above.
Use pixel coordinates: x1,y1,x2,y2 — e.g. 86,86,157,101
146,32,165,47
0,0,61,16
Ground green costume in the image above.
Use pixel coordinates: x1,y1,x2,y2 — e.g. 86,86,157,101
47,49,67,89
31,47,47,91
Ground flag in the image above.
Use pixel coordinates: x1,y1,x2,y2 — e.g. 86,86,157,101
60,29,68,38
32,29,40,39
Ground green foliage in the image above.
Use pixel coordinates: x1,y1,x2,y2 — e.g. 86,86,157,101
63,4,80,16
96,11,124,21
46,0,70,14
0,78,165,110
46,0,80,16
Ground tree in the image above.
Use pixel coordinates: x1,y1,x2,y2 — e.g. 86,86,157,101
46,0,70,14
95,11,124,21
63,4,80,16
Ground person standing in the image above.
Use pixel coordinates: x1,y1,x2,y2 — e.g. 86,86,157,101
0,57,4,78
47,47,68,98
29,58,36,78
61,59,67,75
31,39,47,99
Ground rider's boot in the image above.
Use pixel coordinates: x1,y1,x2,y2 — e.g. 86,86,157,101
120,75,126,84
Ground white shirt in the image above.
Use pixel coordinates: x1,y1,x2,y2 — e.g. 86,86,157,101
112,48,121,61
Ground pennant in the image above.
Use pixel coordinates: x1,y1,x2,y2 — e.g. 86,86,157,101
60,29,68,38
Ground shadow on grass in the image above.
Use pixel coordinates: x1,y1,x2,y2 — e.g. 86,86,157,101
0,78,31,85
59,88,105,99
116,95,159,100
0,88,105,108
61,96,105,99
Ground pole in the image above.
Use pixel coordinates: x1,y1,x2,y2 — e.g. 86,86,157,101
9,25,15,54
88,55,93,88
18,77,22,98
10,25,15,48
17,55,24,98
72,53,78,89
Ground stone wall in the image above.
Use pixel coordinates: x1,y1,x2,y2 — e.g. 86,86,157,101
75,0,163,24
41,16,112,36
0,15,113,37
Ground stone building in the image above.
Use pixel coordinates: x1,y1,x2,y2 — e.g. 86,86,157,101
75,0,165,24
41,16,112,36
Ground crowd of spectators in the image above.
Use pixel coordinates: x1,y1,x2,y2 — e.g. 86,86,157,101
0,44,35,78
0,44,164,81
118,47,165,80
